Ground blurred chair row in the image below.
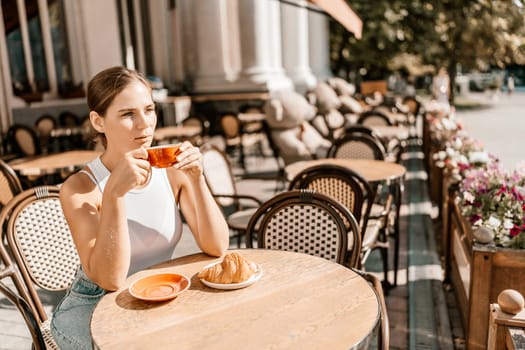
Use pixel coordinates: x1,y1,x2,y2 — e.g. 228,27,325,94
4,111,95,159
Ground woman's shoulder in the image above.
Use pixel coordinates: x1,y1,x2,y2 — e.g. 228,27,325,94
60,168,99,199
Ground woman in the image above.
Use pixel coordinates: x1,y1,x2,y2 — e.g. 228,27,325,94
432,67,450,105
51,66,229,349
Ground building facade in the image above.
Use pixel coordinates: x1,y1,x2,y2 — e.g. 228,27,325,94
0,0,333,132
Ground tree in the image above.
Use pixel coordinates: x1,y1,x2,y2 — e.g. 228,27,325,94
331,0,525,104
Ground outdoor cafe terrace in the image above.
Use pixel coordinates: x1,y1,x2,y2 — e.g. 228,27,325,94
1,87,525,350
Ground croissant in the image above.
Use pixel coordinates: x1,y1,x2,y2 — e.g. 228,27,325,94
199,252,258,284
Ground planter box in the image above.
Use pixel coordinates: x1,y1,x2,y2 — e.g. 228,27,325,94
447,199,525,349
360,80,387,95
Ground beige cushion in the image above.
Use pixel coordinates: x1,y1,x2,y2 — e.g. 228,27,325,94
339,95,364,114
312,82,341,114
300,121,331,155
264,90,316,129
271,127,314,165
270,122,330,165
328,77,356,96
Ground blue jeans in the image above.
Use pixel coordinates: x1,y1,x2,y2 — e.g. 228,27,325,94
51,267,106,350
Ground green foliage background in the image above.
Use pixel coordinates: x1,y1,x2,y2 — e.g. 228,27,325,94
330,0,525,101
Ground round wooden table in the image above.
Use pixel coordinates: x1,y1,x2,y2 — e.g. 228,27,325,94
91,249,380,350
9,150,102,177
285,158,406,183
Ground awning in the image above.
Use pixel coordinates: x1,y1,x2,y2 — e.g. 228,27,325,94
308,0,362,39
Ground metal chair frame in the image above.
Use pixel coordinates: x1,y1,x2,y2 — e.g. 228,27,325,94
201,143,263,247
352,268,390,350
0,186,79,349
219,112,266,170
245,189,361,268
288,164,389,276
326,133,403,288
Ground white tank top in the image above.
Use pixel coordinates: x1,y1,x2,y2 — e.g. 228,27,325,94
80,157,182,275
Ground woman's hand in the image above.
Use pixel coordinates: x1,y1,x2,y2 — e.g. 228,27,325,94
173,141,203,178
107,148,151,196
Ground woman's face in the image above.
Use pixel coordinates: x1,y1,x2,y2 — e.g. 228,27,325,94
101,81,157,153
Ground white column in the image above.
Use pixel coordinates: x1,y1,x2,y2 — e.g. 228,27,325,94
148,0,174,87
63,0,87,87
0,5,13,131
280,1,317,94
37,0,58,97
16,0,35,92
308,11,332,81
77,0,122,79
189,0,240,93
170,1,185,90
235,0,293,92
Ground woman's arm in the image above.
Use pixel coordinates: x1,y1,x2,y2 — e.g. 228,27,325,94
60,149,150,291
167,142,229,257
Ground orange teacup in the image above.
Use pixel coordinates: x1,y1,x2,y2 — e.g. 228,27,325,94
147,144,182,168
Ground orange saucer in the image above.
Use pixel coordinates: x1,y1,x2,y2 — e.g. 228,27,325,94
129,273,190,302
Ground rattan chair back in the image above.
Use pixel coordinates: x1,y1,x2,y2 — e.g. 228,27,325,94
357,110,394,127
7,124,42,157
58,111,80,127
0,186,74,349
220,113,241,144
201,143,263,247
34,114,57,152
201,143,237,208
0,186,79,320
327,133,386,160
245,190,361,267
288,164,374,236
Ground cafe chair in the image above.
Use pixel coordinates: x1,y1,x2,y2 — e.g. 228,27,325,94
219,112,267,170
0,185,80,350
352,268,390,350
181,115,210,146
343,124,380,139
288,164,389,278
357,109,394,127
245,189,362,268
34,114,57,153
0,159,23,210
6,124,42,158
327,133,400,286
201,143,263,247
58,111,80,127
327,132,387,160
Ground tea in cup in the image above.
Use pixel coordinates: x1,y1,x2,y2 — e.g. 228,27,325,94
147,144,182,168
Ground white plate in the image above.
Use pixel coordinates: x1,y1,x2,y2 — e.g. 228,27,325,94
199,262,263,290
